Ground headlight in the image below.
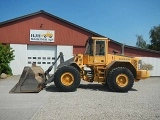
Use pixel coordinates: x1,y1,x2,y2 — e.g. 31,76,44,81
138,60,142,70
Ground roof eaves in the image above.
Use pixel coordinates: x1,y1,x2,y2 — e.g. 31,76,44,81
0,10,43,25
125,45,160,54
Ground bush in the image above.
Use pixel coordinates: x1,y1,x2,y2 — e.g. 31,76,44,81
0,44,15,75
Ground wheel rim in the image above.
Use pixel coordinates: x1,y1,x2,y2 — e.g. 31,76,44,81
116,74,129,87
61,72,74,86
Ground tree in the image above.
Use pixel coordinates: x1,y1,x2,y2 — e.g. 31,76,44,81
136,35,148,49
148,25,160,51
0,44,15,75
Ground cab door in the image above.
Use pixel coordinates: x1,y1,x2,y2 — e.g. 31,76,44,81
93,40,106,64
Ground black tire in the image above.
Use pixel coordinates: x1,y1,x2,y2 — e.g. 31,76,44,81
102,83,108,87
107,67,134,92
54,66,80,92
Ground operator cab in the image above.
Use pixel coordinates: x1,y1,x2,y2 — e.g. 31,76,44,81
85,37,109,56
84,37,109,65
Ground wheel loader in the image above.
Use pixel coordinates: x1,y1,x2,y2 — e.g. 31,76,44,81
10,37,150,93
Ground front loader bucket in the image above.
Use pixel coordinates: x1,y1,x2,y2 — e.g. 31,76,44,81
10,66,45,93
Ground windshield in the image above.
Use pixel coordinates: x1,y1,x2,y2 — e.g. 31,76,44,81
84,39,93,55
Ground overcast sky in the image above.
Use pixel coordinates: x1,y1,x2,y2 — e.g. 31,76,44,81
0,0,160,46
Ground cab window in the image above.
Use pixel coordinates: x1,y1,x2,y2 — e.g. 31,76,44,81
96,41,105,56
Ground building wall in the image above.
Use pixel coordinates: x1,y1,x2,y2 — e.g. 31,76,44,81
1,12,160,76
0,14,92,46
1,13,160,57
10,44,27,75
108,42,122,54
10,43,73,75
140,57,160,76
73,46,85,54
56,45,73,69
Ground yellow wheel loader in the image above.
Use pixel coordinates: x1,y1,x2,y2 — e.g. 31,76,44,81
10,37,150,93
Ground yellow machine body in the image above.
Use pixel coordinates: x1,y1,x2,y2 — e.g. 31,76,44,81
10,37,150,93
73,37,150,84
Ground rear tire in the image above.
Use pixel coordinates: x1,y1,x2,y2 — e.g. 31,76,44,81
107,67,134,92
54,66,80,92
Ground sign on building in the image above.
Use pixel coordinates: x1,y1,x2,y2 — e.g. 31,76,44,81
30,30,55,42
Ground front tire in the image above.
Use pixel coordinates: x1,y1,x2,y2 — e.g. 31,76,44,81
107,67,134,92
54,66,80,92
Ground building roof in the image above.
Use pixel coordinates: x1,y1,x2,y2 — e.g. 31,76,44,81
0,10,104,36
0,10,160,55
0,10,122,45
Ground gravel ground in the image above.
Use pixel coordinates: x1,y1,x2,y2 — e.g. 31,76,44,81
31,77,160,120
0,76,51,120
0,76,160,120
